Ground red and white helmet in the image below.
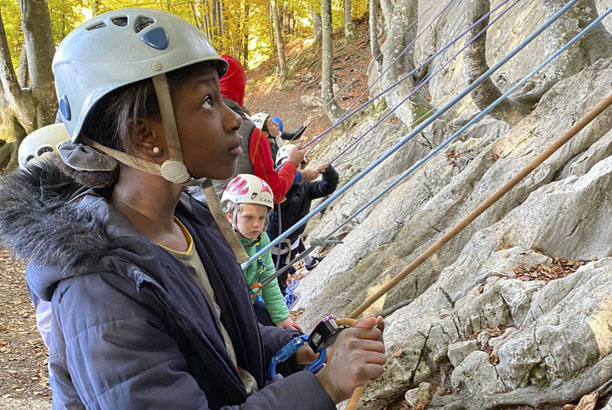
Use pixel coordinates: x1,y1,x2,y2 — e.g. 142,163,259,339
221,174,274,210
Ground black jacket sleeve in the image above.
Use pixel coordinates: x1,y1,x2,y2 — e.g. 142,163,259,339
281,125,306,141
307,165,339,200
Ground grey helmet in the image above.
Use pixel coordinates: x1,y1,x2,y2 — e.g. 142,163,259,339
52,8,228,184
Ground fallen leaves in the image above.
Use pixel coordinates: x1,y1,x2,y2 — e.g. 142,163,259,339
514,257,590,282
446,149,461,167
562,391,600,410
0,247,51,401
473,325,507,365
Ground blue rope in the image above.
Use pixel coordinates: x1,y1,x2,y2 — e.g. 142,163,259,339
328,0,521,165
321,5,612,242
304,0,512,150
242,0,579,269
334,0,458,122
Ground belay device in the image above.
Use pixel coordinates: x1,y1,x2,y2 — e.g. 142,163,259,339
268,316,346,381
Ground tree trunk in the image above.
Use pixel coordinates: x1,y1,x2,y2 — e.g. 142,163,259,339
20,0,57,127
16,44,28,88
190,2,203,29
204,13,211,40
463,0,529,124
321,0,344,121
0,141,13,165
380,0,429,128
0,0,57,172
211,0,219,38
344,0,354,37
270,0,288,81
268,5,275,51
369,0,383,67
217,2,224,38
311,6,322,42
242,1,249,70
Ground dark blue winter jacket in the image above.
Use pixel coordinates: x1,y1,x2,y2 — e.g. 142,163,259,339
0,161,335,409
268,165,339,244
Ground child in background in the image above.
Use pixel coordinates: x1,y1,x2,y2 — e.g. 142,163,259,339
252,112,311,161
272,116,311,142
267,145,339,297
223,174,303,331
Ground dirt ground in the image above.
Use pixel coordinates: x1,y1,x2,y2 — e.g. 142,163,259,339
0,248,51,407
0,23,372,407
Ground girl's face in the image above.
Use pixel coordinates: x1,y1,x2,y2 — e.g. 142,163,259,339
266,117,281,137
235,203,269,239
169,65,243,180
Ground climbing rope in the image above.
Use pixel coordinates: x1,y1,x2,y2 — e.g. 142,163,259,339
324,0,458,117
341,7,612,408
304,0,514,150
331,0,534,170
345,88,612,409
327,0,522,165
241,0,583,269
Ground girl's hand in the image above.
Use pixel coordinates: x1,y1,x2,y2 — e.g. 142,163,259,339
276,317,303,332
315,316,386,403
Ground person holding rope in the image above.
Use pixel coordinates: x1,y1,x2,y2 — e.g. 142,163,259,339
0,8,385,408
252,112,311,161
222,174,302,331
272,116,312,143
268,145,339,298
197,54,310,204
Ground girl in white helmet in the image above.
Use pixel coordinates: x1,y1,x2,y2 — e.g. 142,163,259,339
0,8,385,409
222,174,302,331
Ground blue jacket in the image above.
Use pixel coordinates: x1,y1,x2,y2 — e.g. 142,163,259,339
0,161,335,409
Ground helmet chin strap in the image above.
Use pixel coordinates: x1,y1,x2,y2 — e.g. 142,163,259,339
151,74,196,185
84,73,201,186
86,73,249,264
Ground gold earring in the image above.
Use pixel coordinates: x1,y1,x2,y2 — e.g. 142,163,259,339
152,147,160,155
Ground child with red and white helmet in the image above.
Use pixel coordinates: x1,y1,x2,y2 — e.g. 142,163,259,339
222,174,303,331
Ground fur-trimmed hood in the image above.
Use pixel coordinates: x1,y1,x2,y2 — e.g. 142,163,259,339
0,160,115,298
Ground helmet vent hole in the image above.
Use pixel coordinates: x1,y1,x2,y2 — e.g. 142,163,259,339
134,16,155,33
86,22,106,31
24,154,34,164
36,146,53,156
111,17,128,27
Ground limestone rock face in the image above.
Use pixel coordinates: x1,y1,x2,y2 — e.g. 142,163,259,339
297,44,611,407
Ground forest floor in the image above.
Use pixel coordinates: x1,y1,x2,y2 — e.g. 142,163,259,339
0,22,373,408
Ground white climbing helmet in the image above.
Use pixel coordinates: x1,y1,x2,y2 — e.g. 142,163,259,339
52,8,227,185
18,124,70,170
251,112,270,130
275,144,294,167
221,174,274,210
